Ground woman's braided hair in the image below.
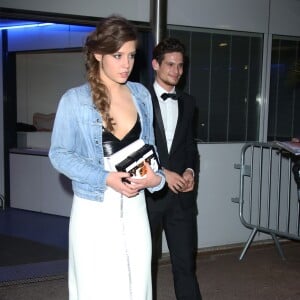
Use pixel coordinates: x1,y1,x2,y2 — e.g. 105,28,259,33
84,15,137,131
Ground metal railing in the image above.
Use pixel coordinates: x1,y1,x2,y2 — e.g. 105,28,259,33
232,142,300,260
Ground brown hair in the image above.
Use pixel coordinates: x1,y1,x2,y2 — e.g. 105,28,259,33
84,15,138,131
152,37,185,65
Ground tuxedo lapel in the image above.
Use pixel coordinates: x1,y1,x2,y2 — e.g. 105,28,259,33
150,86,187,159
150,88,169,153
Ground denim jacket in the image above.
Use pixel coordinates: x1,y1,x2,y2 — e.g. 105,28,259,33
49,81,165,202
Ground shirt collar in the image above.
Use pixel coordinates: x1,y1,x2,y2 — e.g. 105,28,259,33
154,81,176,101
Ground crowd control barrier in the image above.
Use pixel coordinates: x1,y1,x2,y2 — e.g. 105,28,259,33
232,142,300,260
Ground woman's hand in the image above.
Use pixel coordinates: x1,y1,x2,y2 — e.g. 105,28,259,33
126,162,162,190
106,171,139,198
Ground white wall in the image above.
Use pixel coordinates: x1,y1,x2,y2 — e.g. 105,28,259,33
168,0,270,33
0,0,150,22
270,0,300,35
1,0,300,34
196,143,249,247
16,52,86,124
1,0,300,252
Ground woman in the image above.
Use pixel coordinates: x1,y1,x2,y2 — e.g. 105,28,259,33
49,15,165,300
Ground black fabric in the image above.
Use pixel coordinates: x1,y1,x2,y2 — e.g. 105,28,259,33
292,159,300,187
147,85,202,300
161,93,178,100
17,122,37,132
102,116,141,157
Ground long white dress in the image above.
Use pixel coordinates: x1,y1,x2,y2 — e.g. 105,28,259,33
68,187,152,300
68,116,152,299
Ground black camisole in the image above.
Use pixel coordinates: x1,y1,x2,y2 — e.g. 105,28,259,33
102,117,141,157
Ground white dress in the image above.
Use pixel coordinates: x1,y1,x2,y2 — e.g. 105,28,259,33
68,188,152,300
68,117,152,299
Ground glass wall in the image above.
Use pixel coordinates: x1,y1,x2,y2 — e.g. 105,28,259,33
168,27,263,143
268,36,300,141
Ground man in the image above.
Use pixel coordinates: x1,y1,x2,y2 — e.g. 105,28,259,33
291,138,300,199
146,37,202,300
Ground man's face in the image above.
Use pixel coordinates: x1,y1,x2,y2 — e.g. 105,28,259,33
152,52,184,91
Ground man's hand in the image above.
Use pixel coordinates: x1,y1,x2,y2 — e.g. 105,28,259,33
181,169,195,192
163,168,188,194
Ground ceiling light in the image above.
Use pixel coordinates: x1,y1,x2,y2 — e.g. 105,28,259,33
219,42,228,47
0,23,54,30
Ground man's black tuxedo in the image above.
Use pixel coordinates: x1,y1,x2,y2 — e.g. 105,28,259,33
146,85,202,300
147,86,199,211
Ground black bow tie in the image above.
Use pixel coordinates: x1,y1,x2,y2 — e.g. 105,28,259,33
161,93,178,100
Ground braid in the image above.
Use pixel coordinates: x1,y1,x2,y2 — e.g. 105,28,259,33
85,50,114,131
84,15,137,132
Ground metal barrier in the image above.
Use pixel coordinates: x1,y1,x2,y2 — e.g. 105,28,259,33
232,142,300,260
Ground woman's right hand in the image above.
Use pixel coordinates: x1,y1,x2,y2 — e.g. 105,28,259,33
106,172,139,198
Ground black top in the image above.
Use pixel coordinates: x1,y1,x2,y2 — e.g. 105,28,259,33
102,116,141,157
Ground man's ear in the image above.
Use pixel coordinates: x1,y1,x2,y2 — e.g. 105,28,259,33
152,59,159,71
94,53,103,62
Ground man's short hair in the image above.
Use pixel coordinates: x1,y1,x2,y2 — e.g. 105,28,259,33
152,37,186,65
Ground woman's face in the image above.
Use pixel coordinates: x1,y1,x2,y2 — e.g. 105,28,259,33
94,40,136,86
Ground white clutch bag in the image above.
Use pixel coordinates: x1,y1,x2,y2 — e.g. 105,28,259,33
105,139,160,178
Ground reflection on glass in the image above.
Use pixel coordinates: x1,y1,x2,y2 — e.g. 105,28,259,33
268,36,300,141
169,27,263,142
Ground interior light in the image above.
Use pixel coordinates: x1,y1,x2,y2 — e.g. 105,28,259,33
256,96,262,104
0,23,54,30
219,42,228,47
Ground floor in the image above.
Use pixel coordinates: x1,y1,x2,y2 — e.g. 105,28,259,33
1,208,300,299
0,208,69,250
0,208,69,283
0,241,300,299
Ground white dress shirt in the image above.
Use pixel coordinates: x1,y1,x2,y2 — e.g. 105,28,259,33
154,82,178,153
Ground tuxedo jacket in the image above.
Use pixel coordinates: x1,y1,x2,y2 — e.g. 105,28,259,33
146,85,199,212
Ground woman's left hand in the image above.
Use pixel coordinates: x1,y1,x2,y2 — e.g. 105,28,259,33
127,162,161,190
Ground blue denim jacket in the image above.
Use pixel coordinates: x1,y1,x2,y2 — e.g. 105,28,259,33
49,81,165,201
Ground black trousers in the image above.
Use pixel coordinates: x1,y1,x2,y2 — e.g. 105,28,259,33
148,199,202,300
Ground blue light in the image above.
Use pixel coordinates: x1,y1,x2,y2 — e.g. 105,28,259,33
0,23,54,30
